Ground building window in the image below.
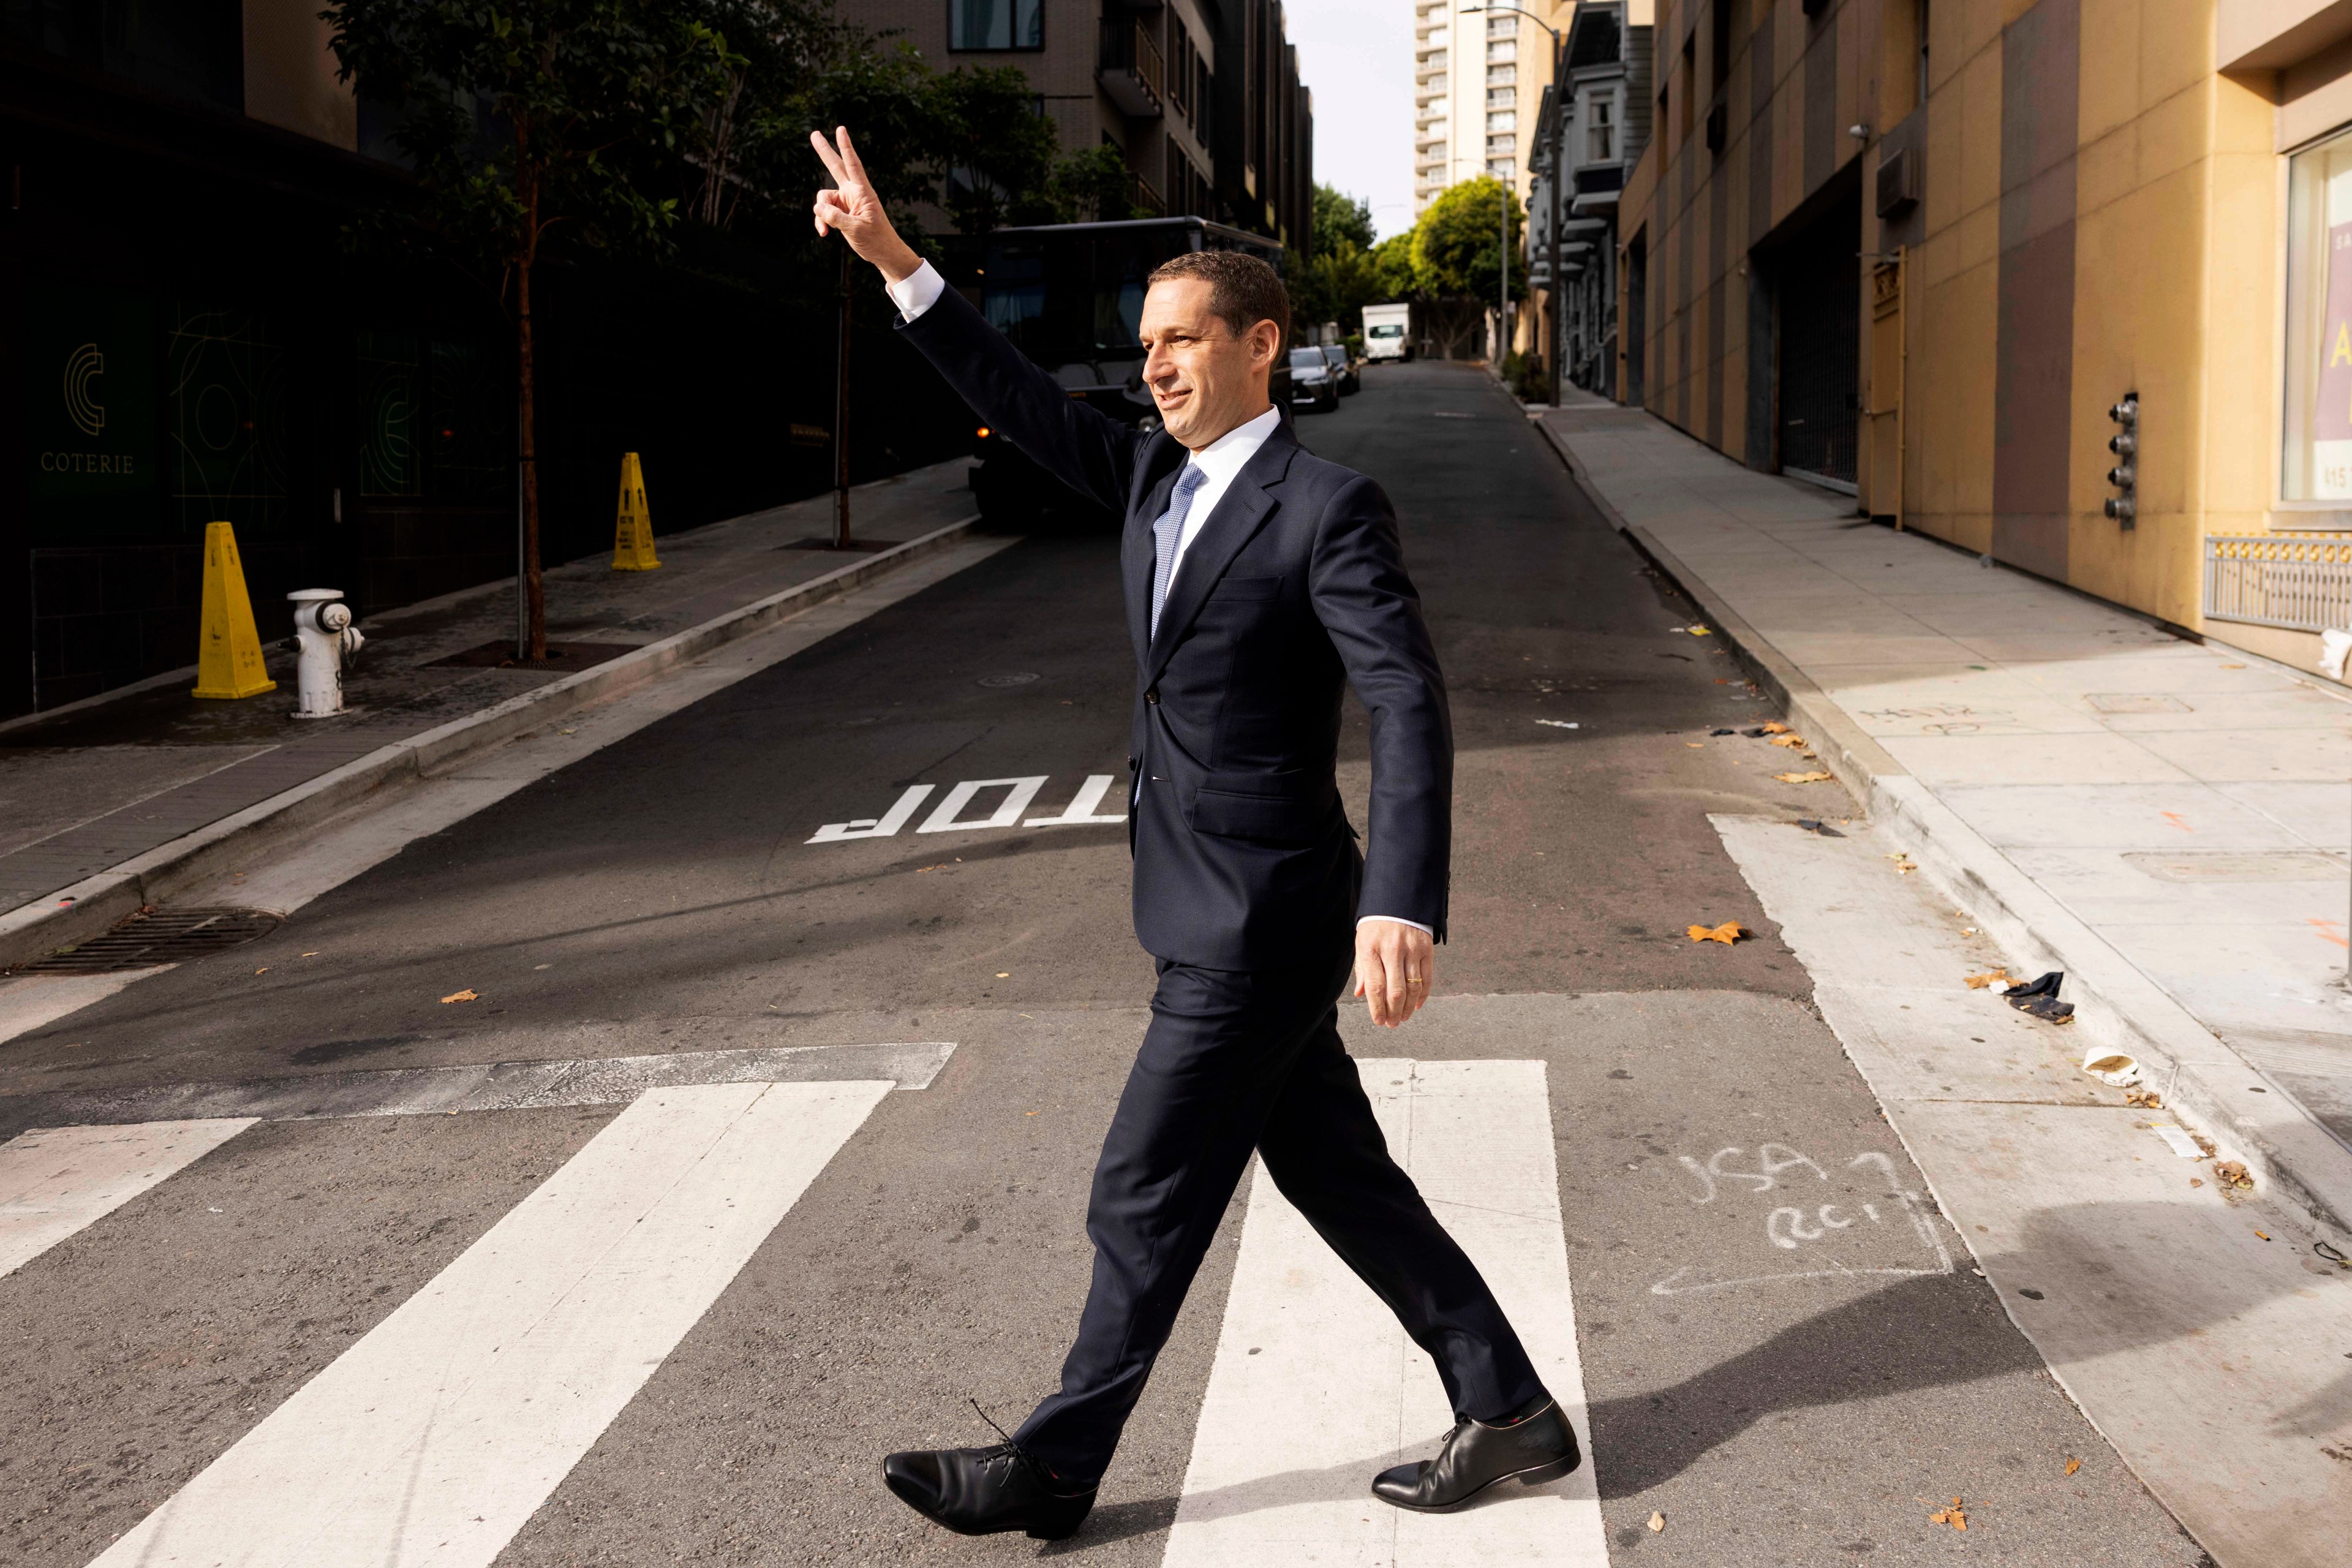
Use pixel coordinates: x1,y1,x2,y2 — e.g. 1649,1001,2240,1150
1586,96,1615,162
1488,159,1515,181
1487,111,1516,133
1487,86,1515,107
949,0,1041,51
1487,65,1516,86
2284,127,2352,502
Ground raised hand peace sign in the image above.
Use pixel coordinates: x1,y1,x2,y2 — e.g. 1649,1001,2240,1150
811,126,921,284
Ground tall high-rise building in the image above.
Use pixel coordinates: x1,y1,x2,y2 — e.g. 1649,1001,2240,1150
1412,1,1570,217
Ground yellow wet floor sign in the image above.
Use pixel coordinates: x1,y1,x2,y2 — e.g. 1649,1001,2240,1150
612,452,660,571
192,521,276,699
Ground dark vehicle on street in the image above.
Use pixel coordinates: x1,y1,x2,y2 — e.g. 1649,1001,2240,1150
1289,345,1339,414
1323,344,1360,396
966,217,1291,527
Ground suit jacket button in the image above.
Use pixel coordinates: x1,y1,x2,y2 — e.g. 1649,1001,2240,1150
1145,687,1160,705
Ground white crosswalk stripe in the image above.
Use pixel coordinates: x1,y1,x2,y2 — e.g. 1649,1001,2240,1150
86,1079,891,1568
1164,1059,1608,1567
0,1118,255,1277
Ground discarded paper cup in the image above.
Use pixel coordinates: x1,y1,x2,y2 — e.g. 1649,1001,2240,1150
2081,1050,2143,1087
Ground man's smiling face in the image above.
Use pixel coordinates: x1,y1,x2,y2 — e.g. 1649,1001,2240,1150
1138,277,1282,451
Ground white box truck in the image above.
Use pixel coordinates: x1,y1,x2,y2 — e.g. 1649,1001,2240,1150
1361,301,1413,363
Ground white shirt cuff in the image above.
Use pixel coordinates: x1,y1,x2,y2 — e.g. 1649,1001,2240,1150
1356,916,1434,937
884,260,946,322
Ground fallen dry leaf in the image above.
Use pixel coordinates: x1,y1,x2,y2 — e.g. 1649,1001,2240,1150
995,971,1011,978
440,989,478,1004
1927,1498,1969,1531
1768,733,1808,748
1687,921,1749,945
1760,721,1789,733
2065,1457,2082,1476
1646,1511,1665,1533
1963,968,2011,989
253,967,268,976
2214,1160,2253,1191
1686,741,1704,748
2190,1177,2204,1188
1775,770,1834,783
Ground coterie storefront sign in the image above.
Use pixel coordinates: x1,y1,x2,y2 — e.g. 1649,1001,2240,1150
28,284,159,538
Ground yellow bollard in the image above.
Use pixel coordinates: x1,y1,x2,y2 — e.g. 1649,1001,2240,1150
611,451,660,571
192,521,276,699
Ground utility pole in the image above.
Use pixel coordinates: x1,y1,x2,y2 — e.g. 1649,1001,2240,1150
1463,6,1567,383
1549,26,1564,406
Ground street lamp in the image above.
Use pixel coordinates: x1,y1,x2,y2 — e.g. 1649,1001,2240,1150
1461,4,1565,404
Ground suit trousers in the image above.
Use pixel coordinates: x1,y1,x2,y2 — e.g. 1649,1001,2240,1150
1012,939,1547,1485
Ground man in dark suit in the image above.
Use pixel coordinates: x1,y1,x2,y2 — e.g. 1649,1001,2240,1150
811,127,1580,1541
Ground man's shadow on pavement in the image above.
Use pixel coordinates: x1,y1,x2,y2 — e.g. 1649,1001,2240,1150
1038,1199,2352,1551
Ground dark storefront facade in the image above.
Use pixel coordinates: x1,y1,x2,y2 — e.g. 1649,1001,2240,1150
2,2,972,717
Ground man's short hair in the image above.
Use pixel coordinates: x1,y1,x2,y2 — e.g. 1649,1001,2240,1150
1147,250,1291,344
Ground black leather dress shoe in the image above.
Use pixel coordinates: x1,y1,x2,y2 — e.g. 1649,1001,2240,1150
881,1443,1097,1539
1371,1395,1582,1512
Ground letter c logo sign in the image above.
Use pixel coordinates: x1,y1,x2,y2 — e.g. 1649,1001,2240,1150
64,344,104,438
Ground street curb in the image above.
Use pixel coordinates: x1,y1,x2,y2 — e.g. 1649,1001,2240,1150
1533,413,2352,1237
0,514,984,973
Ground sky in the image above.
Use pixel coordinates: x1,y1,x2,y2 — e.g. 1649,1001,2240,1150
1284,0,1414,240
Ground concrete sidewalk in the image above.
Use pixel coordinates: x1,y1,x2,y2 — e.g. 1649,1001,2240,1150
0,460,978,955
1534,391,2352,1229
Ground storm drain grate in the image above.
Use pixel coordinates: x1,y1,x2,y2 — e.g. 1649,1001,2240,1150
23,908,282,973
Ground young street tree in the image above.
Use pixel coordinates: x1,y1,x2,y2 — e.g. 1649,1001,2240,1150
327,0,733,660
1412,176,1524,361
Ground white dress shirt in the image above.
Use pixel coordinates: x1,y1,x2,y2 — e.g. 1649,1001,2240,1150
886,261,1428,941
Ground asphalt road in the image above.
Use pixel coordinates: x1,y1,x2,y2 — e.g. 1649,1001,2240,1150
0,363,2210,1566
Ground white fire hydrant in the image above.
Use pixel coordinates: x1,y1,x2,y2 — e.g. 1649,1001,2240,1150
286,589,364,718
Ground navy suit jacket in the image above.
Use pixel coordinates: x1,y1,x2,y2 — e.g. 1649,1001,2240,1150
900,285,1451,970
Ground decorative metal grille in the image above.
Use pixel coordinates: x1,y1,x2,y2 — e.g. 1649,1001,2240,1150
2204,534,2352,631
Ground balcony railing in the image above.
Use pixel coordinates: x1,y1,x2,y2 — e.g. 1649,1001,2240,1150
1099,18,1165,119
1128,168,1166,217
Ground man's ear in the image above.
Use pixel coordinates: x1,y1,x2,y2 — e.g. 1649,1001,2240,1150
1253,320,1283,366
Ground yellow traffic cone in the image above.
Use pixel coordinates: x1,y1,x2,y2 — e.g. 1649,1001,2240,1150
192,521,276,699
611,452,660,571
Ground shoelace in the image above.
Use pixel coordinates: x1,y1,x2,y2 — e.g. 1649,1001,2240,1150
967,1397,1089,1497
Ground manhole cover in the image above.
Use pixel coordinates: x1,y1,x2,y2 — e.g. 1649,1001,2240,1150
977,672,1040,688
23,908,282,973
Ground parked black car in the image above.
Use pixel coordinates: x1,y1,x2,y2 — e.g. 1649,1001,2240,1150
1322,344,1360,395
1288,345,1340,413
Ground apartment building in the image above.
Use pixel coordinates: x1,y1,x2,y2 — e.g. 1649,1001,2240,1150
862,0,1314,247
1610,0,2352,678
1411,1,1572,219
1526,2,1653,388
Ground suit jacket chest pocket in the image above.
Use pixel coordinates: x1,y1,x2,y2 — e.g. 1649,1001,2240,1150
1208,575,1282,603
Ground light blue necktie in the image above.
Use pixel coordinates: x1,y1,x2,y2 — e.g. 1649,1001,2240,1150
1149,464,1209,641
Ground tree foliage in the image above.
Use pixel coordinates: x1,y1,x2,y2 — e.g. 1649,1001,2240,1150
328,0,738,659
1412,176,1525,304
1310,184,1376,257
